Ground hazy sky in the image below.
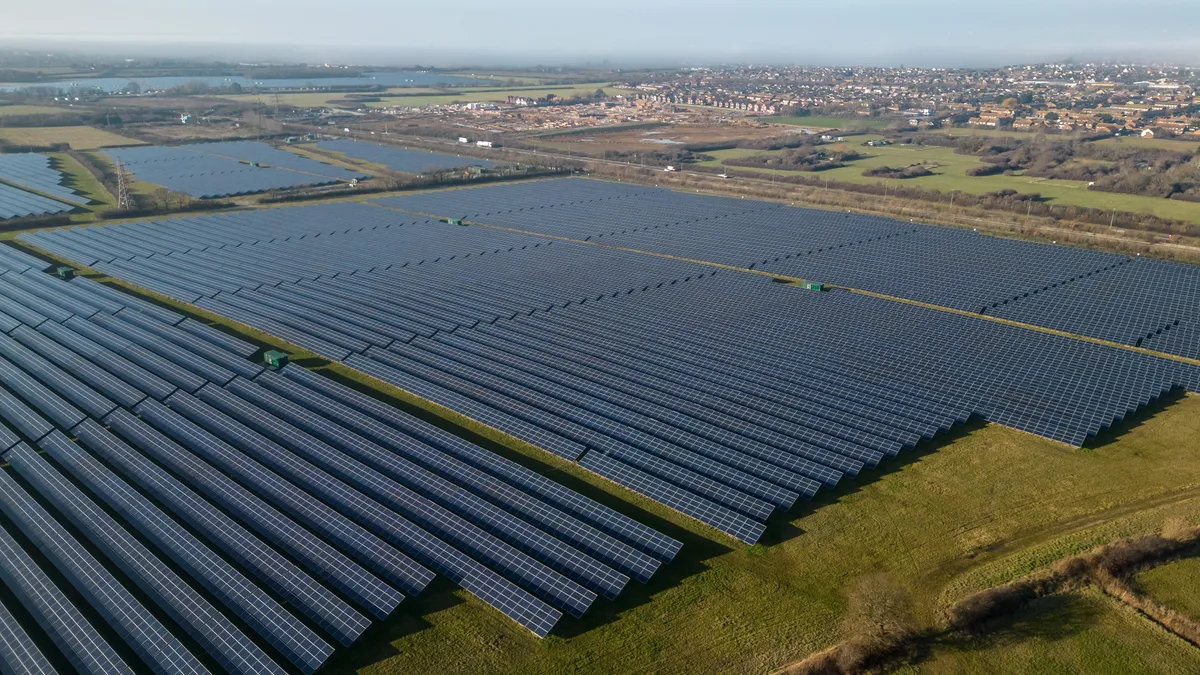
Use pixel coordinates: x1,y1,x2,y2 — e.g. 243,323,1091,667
5,0,1200,67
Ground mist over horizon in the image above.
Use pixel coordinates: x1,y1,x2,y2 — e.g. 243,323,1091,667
4,0,1200,69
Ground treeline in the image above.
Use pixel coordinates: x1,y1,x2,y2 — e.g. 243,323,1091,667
0,108,183,129
725,147,864,172
863,164,932,179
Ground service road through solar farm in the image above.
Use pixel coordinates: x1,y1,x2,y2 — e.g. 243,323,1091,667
6,177,1200,674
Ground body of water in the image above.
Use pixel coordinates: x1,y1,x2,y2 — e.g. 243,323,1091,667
1,71,488,94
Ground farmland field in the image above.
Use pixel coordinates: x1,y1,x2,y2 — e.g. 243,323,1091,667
698,140,1200,223
773,115,896,129
1095,135,1200,152
325,395,1200,675
0,125,144,149
1135,557,1200,620
218,91,355,107
0,104,72,116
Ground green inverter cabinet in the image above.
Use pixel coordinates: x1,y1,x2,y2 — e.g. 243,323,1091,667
263,350,290,368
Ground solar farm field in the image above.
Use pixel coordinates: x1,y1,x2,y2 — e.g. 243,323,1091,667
0,241,683,673
0,181,73,220
13,177,1200,673
0,152,89,204
102,141,369,198
315,139,496,173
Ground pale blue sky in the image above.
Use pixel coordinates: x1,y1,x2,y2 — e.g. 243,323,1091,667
4,0,1200,67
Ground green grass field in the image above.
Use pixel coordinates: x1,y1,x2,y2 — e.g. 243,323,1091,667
699,140,1200,223
1135,557,1200,620
912,589,1200,674
48,152,115,209
0,104,72,117
773,116,896,130
310,393,1200,675
0,126,143,150
1095,135,1200,152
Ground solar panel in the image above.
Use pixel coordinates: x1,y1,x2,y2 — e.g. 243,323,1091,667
0,153,88,205
0,478,134,675
317,140,496,173
0,353,86,430
0,334,118,419
65,316,207,393
0,446,208,674
41,425,289,675
10,325,148,409
24,429,334,674
253,369,663,583
75,417,402,622
0,182,71,220
224,376,630,600
121,402,435,597
33,320,178,401
0,592,55,675
276,365,682,563
57,421,371,647
162,389,566,635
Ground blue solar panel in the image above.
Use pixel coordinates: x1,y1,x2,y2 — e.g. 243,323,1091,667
99,144,358,199
226,376,630,600
124,400,435,598
0,334,118,419
0,593,55,675
318,140,496,173
276,365,682,563
62,420,371,646
253,369,664,583
164,388,568,635
0,154,87,205
10,326,148,409
0,182,71,220
0,479,135,675
0,445,208,675
25,429,334,674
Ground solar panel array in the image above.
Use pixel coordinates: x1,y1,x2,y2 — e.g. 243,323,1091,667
20,177,1200,547
317,139,497,173
102,141,366,198
987,257,1200,359
0,245,680,673
0,182,71,221
0,153,88,205
376,179,1200,359
181,141,368,181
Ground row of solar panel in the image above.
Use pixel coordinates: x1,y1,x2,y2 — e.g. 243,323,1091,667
0,256,682,673
66,239,723,364
22,201,417,262
0,153,87,205
101,142,365,198
375,179,1200,359
0,182,72,221
347,272,1198,540
317,139,496,173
